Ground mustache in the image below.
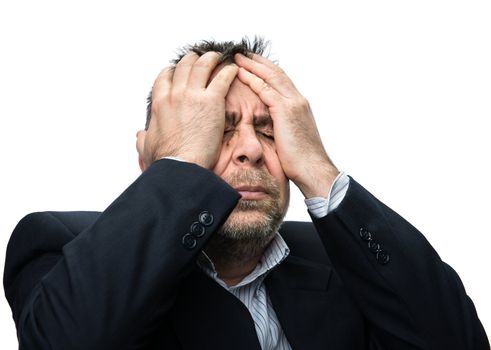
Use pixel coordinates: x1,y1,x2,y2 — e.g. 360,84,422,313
223,168,280,200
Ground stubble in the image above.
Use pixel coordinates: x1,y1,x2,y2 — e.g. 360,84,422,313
205,168,287,268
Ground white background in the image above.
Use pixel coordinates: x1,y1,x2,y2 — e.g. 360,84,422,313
1,0,490,347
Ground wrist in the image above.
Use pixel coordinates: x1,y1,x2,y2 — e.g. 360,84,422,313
154,147,216,169
296,162,340,198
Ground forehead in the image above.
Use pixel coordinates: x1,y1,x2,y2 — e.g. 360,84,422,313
225,78,269,123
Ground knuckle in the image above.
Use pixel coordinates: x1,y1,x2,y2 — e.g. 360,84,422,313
171,90,188,105
160,66,174,75
205,90,222,100
252,79,265,91
266,70,282,82
153,86,171,100
296,96,310,108
150,98,163,117
203,51,220,59
176,54,196,67
194,52,220,68
274,66,285,75
186,89,201,99
176,60,193,70
288,97,310,114
261,82,271,91
153,74,166,87
194,60,215,70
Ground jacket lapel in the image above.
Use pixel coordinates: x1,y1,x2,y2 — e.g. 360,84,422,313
266,254,366,349
170,267,262,350
267,255,333,349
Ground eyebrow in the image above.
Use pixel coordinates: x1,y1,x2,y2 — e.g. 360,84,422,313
225,111,240,126
225,112,273,128
253,115,273,128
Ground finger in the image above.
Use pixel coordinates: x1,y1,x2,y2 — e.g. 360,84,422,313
234,53,295,96
207,64,238,96
234,53,270,80
250,53,278,70
136,130,146,153
172,52,199,90
152,66,174,102
237,67,281,107
188,51,222,89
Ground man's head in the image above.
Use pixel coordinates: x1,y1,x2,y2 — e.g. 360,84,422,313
140,37,289,254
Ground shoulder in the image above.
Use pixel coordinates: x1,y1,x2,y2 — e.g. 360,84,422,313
5,211,100,278
8,211,100,246
4,211,101,310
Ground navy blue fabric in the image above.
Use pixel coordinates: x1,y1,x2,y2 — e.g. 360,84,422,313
3,159,489,349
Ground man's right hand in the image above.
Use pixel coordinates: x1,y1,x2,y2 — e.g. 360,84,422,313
139,52,238,169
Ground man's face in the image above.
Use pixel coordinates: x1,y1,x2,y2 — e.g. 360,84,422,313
212,76,290,239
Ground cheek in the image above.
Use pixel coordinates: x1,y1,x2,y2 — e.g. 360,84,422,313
264,150,289,192
212,143,233,177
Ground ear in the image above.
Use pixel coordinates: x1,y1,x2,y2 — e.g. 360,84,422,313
136,130,147,172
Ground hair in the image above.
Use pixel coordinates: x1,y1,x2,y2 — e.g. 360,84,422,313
145,36,270,130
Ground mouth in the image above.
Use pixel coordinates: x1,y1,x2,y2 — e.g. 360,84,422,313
234,185,269,200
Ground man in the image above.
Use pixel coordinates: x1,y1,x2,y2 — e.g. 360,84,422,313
3,37,489,349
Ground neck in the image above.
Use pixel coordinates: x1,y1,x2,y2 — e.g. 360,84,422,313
215,254,262,287
204,234,274,287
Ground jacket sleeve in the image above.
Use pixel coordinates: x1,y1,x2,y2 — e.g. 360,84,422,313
311,176,489,350
3,159,240,350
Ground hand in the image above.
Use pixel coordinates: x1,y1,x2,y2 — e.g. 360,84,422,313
234,53,339,198
140,52,238,169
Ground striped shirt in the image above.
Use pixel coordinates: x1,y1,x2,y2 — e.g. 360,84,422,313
197,172,350,350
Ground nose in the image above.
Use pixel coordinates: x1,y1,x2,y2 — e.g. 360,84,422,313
231,128,264,167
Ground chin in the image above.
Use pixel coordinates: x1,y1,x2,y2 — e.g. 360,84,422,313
219,200,286,241
226,209,270,227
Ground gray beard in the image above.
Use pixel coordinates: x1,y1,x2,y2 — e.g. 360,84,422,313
205,167,287,269
205,197,286,269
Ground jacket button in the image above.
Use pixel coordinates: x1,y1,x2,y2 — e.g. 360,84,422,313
190,222,205,238
359,228,372,241
182,233,197,250
376,250,390,265
199,211,214,227
368,240,381,253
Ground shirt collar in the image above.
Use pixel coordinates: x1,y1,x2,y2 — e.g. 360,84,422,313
198,233,290,289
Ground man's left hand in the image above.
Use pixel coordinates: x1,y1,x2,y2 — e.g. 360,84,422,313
234,53,339,198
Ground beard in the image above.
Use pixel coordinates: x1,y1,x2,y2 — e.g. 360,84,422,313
205,168,287,268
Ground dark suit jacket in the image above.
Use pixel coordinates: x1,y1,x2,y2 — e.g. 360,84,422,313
3,159,489,349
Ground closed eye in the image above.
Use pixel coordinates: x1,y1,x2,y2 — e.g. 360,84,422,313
223,129,235,141
223,129,274,141
258,131,274,141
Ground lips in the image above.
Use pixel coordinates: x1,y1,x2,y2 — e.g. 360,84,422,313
234,185,269,200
